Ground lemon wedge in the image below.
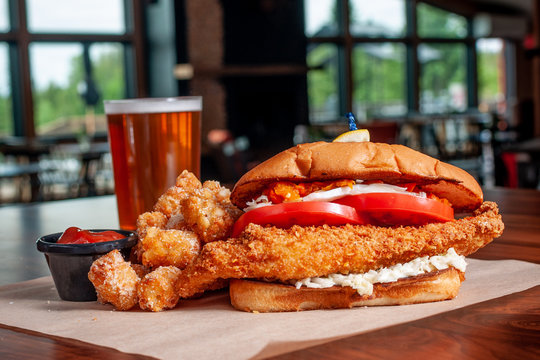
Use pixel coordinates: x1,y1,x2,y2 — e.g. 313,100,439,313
333,129,370,143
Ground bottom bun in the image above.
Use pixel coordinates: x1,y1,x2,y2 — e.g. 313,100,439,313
229,267,465,312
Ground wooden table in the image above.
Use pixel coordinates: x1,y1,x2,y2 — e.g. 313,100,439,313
0,188,539,359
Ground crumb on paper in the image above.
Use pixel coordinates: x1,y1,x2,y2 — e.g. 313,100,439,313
92,317,97,321
9,301,13,305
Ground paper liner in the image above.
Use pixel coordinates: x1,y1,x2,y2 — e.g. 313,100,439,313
1,259,539,360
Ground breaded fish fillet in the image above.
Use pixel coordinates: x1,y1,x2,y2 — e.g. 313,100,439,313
175,201,504,298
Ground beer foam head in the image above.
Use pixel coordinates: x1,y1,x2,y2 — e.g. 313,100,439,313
104,96,202,114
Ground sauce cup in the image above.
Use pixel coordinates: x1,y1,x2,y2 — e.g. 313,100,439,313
36,229,137,301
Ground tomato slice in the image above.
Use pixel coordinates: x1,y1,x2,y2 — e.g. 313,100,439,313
333,193,454,226
231,202,363,237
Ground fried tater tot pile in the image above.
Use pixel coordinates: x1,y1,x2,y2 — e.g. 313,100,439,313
136,170,241,270
89,170,240,311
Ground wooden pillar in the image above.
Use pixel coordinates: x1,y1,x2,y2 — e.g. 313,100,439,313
185,0,226,154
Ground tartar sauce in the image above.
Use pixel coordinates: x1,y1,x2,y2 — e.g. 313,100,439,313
294,248,466,296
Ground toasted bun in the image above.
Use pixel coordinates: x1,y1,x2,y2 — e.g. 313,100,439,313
229,268,464,312
231,142,482,211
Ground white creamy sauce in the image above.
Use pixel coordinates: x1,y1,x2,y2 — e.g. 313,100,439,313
245,195,272,211
243,181,426,212
294,248,467,296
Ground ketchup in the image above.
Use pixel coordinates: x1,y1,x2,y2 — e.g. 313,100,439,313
57,227,125,244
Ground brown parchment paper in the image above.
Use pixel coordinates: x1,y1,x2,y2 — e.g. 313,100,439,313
1,258,539,360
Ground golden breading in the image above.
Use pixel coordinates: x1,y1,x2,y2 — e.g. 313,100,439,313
140,227,200,269
175,202,504,299
88,250,139,310
182,181,242,243
137,266,182,311
137,211,168,239
131,212,169,263
153,170,202,217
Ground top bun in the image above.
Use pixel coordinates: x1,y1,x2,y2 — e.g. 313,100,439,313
231,141,483,211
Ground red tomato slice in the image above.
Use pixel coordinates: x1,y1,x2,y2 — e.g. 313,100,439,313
333,193,454,226
231,202,363,237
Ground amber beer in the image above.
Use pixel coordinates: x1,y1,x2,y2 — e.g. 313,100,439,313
104,97,201,230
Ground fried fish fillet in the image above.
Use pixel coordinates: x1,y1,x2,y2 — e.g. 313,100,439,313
175,201,504,298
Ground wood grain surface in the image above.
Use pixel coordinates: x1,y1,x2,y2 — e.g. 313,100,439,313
0,187,539,359
273,286,540,360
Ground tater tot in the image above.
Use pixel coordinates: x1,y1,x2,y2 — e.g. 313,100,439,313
132,211,169,263
140,227,201,269
153,186,190,218
175,169,202,188
153,171,202,217
201,180,222,193
182,185,242,243
137,266,182,312
88,250,139,310
137,211,168,239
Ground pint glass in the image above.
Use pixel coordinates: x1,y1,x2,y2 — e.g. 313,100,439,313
104,97,202,230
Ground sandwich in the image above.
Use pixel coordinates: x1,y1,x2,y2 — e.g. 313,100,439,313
174,140,504,312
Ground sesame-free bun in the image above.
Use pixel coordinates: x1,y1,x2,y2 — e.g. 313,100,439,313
229,267,464,312
231,142,483,211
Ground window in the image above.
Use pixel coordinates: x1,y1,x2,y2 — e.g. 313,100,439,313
0,42,11,136
477,38,505,113
353,43,406,119
417,2,467,39
0,0,8,32
419,43,467,113
306,43,340,123
29,42,126,136
304,0,488,122
0,0,10,136
26,0,125,34
304,0,339,37
0,0,145,139
350,0,406,38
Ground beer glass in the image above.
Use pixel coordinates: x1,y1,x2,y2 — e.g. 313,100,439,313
104,97,202,230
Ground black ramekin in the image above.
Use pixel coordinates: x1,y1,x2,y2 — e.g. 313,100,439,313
36,229,137,301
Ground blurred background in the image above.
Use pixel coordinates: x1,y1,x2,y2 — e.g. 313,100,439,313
0,0,539,204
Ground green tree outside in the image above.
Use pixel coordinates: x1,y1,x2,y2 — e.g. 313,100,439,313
31,44,124,136
0,95,11,135
478,49,502,103
352,44,406,118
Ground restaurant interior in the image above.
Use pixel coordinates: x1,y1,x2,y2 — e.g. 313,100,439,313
1,2,540,357
0,0,539,204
